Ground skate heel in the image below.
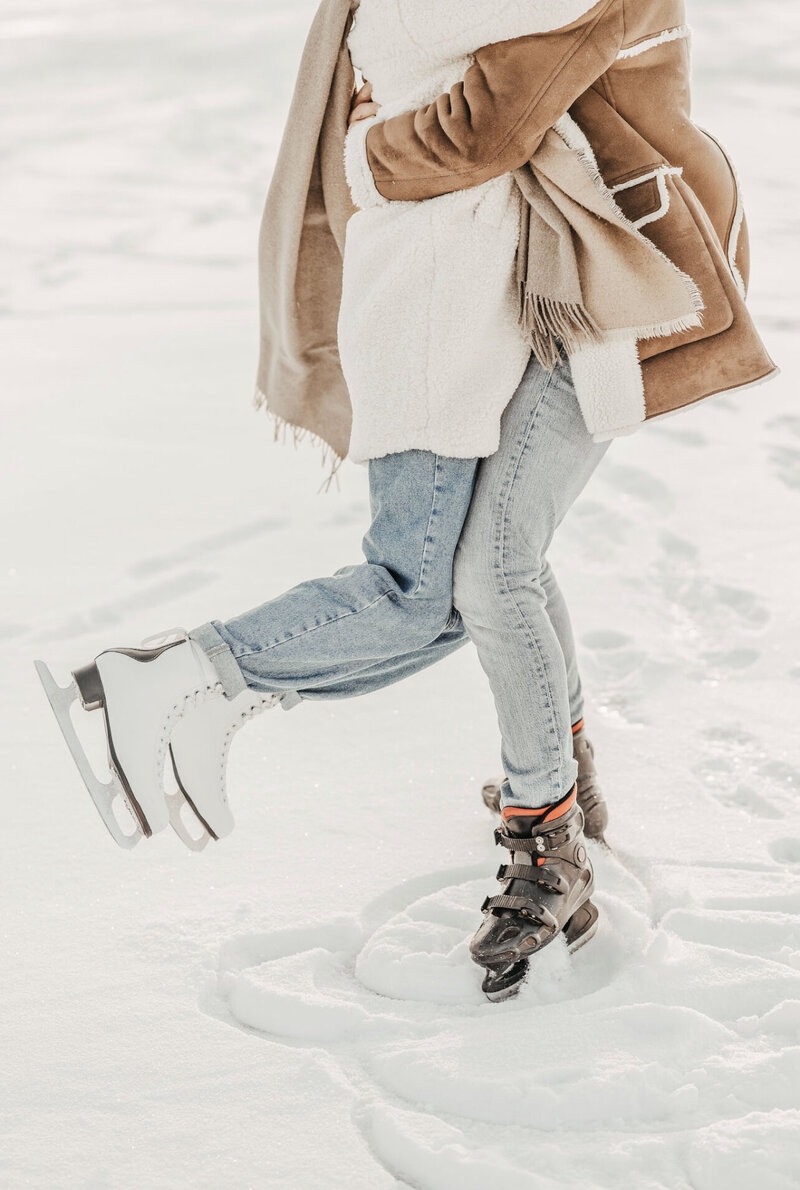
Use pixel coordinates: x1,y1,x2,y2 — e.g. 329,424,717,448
72,661,105,711
563,898,599,953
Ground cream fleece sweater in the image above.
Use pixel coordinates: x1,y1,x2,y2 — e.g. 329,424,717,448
340,0,599,463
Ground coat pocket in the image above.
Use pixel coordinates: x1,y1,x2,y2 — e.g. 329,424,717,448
611,165,683,229
635,171,735,362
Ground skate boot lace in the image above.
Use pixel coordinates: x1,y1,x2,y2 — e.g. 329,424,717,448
219,691,279,771
157,685,277,820
205,691,280,812
140,626,278,792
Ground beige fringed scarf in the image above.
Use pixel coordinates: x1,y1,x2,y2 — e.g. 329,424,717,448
255,0,700,465
512,122,702,371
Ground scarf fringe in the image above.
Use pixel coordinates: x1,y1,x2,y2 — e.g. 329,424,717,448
619,310,703,342
253,387,344,492
518,289,704,366
519,289,603,371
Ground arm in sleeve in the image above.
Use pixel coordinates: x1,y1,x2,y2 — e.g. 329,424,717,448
359,0,624,203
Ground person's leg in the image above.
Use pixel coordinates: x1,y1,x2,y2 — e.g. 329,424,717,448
294,611,470,699
189,449,478,704
540,560,585,729
452,351,609,810
186,493,582,712
329,566,585,707
249,525,587,710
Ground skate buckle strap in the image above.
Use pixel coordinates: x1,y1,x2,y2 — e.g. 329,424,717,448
481,895,560,931
494,823,574,852
497,863,546,882
496,863,570,897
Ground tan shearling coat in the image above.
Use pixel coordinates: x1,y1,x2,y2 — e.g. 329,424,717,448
362,0,776,425
254,0,776,465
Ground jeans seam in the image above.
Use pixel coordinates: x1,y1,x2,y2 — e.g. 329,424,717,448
233,587,394,660
496,371,565,799
413,454,441,596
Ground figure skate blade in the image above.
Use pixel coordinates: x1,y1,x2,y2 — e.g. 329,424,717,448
34,660,144,849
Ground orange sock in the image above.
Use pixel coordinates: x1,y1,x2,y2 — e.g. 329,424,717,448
501,783,577,822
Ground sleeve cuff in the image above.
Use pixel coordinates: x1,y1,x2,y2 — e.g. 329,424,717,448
344,114,391,210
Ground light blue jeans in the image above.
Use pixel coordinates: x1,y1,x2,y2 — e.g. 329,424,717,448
190,352,609,807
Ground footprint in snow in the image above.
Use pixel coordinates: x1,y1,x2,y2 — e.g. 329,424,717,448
699,646,761,673
767,415,800,438
597,460,675,515
705,781,784,820
0,620,30,641
644,532,771,683
579,629,659,726
767,444,800,491
765,414,800,493
658,528,699,561
650,423,709,448
581,629,633,651
32,568,219,642
693,725,800,822
713,582,771,627
768,837,800,866
127,515,288,579
565,497,634,562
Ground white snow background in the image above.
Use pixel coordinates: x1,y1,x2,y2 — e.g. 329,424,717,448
1,1,799,1187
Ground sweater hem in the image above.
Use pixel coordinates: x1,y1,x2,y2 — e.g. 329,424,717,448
348,427,504,466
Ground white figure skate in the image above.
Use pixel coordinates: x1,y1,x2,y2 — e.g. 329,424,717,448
34,629,277,850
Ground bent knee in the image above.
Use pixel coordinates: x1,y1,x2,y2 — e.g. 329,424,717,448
453,547,546,624
397,594,459,649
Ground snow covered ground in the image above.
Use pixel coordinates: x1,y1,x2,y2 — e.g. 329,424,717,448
2,1,799,1186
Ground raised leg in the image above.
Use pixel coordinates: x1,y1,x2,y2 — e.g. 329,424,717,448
190,449,480,703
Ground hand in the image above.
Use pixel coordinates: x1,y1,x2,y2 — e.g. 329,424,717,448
349,79,382,126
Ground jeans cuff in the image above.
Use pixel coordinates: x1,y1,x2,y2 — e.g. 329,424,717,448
188,623,248,700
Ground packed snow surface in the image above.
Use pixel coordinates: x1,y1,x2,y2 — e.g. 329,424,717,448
2,1,799,1187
